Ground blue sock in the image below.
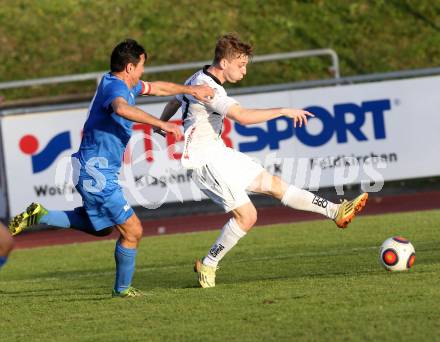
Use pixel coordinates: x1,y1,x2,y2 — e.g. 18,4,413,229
114,240,137,293
0,256,8,270
39,207,94,231
40,211,70,228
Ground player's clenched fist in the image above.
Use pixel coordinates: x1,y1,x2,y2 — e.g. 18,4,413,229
191,84,215,103
159,121,182,140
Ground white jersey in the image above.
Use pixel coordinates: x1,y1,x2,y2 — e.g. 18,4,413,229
176,66,264,211
176,66,238,168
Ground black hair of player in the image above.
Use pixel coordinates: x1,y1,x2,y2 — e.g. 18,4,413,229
110,39,147,72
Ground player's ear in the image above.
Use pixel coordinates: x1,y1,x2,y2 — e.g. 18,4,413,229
126,63,134,73
219,58,228,70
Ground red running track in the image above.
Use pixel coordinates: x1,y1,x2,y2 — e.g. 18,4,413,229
12,190,440,249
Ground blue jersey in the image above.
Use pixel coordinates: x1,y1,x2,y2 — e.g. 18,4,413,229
74,73,143,176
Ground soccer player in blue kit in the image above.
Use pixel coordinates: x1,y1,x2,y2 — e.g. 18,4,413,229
8,39,214,297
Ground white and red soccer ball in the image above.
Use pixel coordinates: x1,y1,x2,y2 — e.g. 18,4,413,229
379,236,415,271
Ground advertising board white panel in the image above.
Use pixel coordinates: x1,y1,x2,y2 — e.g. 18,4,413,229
2,75,439,216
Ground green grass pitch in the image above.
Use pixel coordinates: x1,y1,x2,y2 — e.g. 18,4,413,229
1,210,439,341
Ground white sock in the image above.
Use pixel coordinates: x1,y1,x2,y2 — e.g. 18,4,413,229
281,185,338,219
203,218,247,267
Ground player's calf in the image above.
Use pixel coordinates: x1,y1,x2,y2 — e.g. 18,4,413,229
232,202,257,232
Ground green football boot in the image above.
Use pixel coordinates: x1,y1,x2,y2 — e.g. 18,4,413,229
8,202,48,236
194,259,218,288
334,193,368,229
112,286,145,298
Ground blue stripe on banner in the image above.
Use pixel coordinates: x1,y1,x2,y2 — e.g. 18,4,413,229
31,131,71,173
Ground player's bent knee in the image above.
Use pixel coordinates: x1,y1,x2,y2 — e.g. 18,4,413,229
268,176,286,199
126,224,143,243
248,209,258,228
233,202,258,231
134,226,143,241
238,208,257,230
116,214,144,246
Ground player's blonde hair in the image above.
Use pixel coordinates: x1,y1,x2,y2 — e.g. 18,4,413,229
213,33,253,64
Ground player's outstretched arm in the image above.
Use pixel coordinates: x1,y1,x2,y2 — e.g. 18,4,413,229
112,97,182,139
145,81,214,103
227,104,314,127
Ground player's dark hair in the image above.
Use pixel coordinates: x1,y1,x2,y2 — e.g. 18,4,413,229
110,39,147,72
213,33,253,64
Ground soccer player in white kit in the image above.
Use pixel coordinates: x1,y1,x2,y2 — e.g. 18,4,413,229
159,34,368,288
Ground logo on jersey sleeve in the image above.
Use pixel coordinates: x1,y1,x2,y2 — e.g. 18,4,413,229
19,131,72,173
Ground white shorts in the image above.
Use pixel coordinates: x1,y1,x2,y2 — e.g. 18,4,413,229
189,147,264,212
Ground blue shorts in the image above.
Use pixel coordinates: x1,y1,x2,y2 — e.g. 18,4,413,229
75,177,134,231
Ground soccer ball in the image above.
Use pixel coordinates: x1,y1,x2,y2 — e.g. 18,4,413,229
379,236,415,271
